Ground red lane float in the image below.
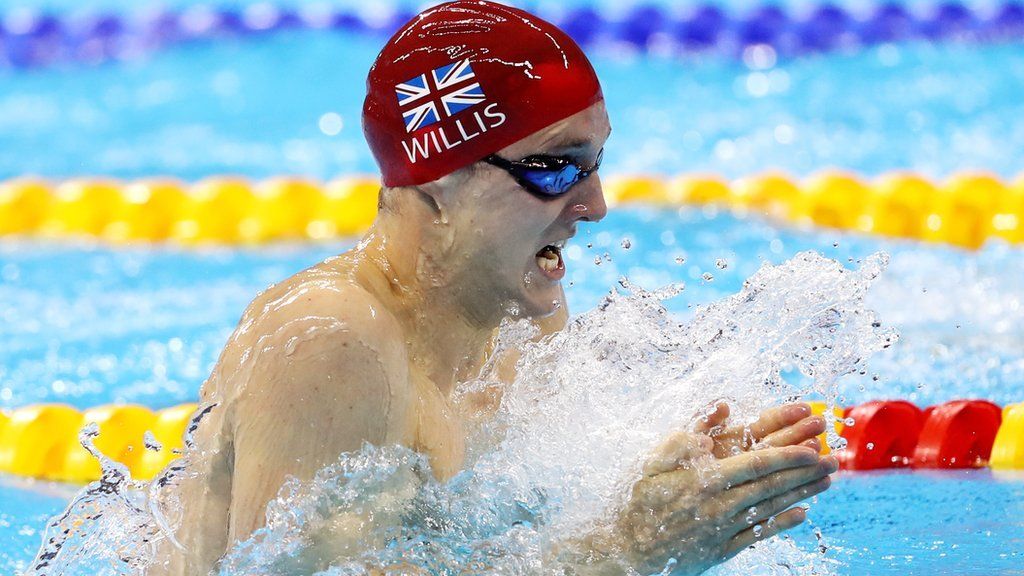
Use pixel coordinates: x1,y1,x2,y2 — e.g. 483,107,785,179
837,400,925,470
912,400,1002,469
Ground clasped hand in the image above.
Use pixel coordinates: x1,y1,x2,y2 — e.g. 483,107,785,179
609,403,837,575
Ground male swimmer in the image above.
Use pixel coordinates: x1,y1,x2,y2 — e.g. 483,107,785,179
152,2,837,574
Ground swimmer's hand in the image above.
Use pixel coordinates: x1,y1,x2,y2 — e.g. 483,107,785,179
696,402,828,457
553,403,831,574
570,425,837,575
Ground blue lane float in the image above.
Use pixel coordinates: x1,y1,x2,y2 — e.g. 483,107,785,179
2,2,1024,68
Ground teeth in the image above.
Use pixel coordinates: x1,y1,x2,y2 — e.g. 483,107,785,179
536,245,560,272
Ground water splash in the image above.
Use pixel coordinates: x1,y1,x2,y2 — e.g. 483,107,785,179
29,251,894,576
219,251,893,575
25,404,216,576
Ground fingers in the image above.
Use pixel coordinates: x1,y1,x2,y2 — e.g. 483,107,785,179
693,401,730,434
643,431,714,476
759,415,826,448
801,437,822,452
718,456,836,518
715,445,821,487
711,404,815,457
729,473,832,526
722,507,807,560
746,403,813,441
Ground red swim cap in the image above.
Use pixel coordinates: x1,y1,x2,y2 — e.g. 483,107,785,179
362,1,604,187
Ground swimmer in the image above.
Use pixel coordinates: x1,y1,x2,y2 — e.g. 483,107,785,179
151,2,836,574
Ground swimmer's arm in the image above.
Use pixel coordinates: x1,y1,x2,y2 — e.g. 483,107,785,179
225,310,414,572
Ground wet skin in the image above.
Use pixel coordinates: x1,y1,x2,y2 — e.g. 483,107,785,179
150,101,836,575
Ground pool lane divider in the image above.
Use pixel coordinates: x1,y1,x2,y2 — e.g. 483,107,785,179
809,400,1024,471
1,171,1023,249
2,2,1024,68
0,403,196,483
0,400,1021,484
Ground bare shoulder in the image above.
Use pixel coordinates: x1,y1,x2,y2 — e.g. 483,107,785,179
219,260,411,412
248,262,403,357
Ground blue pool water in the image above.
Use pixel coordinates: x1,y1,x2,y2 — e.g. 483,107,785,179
2,0,1024,574
3,14,1024,180
3,207,1023,574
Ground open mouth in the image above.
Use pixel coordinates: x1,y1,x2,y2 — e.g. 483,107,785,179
535,242,565,281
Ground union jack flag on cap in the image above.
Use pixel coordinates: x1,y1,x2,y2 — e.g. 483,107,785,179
395,59,486,133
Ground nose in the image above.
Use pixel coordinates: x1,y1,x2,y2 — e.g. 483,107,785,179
566,173,608,223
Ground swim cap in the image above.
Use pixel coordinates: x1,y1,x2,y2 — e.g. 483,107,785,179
362,0,604,187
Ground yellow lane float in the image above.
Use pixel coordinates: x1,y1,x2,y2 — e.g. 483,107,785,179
0,404,83,479
59,404,156,482
1,399,1022,483
1,172,1022,247
0,403,197,483
135,403,199,480
807,401,844,455
991,403,1024,470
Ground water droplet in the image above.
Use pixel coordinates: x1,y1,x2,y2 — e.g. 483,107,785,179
502,300,521,317
866,442,875,450
715,259,728,270
594,256,602,266
620,238,631,249
753,524,764,537
702,272,714,282
814,527,829,554
143,431,162,452
675,256,686,265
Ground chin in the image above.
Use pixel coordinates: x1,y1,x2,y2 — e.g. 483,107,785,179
514,280,563,319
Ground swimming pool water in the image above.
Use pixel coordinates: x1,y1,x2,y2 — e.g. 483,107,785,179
3,206,1024,573
5,449,1024,574
2,208,1023,410
2,0,1023,574
2,25,1024,180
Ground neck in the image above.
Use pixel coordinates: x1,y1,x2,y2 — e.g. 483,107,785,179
352,211,498,396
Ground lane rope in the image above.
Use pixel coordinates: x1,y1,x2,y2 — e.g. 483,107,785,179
1,171,1022,248
809,400,1024,471
0,400,1020,483
2,2,1024,68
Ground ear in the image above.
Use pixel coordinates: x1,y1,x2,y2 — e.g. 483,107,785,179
410,185,443,217
417,164,479,221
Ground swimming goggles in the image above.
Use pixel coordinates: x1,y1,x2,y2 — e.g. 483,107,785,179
483,148,603,198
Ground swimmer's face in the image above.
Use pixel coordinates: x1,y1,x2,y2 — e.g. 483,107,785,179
444,101,610,319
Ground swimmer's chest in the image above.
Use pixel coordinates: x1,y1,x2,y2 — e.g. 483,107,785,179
407,367,466,482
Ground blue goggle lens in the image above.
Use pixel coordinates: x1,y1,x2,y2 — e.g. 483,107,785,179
518,164,583,196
